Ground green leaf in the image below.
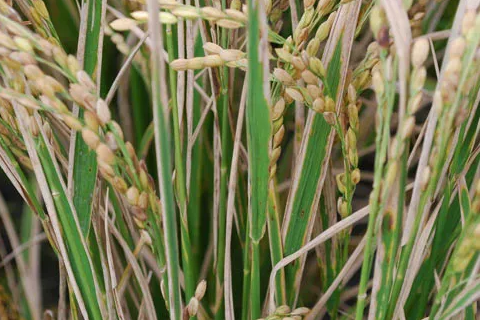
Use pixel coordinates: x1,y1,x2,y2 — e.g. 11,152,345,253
71,0,104,237
245,1,272,318
36,135,103,320
283,40,342,304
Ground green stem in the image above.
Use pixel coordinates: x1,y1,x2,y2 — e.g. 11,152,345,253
250,241,261,320
375,148,408,320
333,118,354,318
215,24,231,318
385,57,473,316
385,190,431,319
355,191,379,319
147,0,182,316
187,35,204,266
241,221,252,320
165,25,196,302
355,52,394,320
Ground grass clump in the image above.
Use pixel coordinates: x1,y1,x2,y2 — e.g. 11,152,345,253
0,0,480,319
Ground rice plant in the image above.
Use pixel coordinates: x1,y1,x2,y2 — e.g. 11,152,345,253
0,0,479,319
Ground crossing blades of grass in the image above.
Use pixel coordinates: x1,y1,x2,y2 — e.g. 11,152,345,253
14,107,104,320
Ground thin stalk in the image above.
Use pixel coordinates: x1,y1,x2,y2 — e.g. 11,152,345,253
355,51,394,320
215,17,231,318
250,241,262,320
375,148,408,320
165,25,196,302
429,186,480,319
318,192,338,314
215,99,229,318
354,138,383,319
241,221,251,320
387,29,480,318
386,177,439,319
116,235,148,297
332,117,355,317
186,30,204,274
409,103,480,318
146,0,183,317
407,185,454,319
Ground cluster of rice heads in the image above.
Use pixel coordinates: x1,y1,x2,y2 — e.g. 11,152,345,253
110,0,247,32
0,12,161,232
171,42,247,71
260,305,310,320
